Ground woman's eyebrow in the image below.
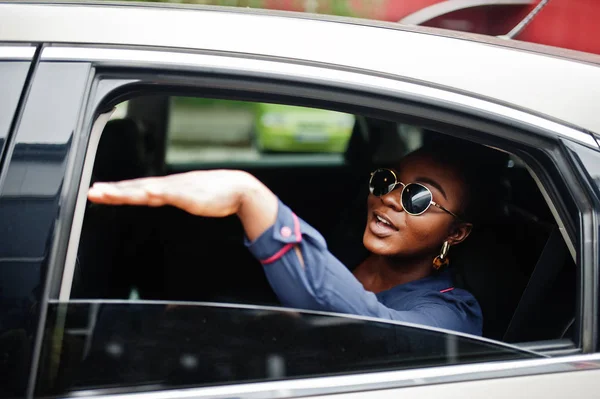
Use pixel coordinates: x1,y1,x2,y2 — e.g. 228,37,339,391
415,177,447,200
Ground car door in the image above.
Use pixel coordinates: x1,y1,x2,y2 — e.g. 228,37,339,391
0,55,93,399
0,45,34,167
9,40,596,399
0,44,36,398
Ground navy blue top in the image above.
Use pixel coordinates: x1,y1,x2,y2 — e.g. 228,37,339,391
246,200,483,336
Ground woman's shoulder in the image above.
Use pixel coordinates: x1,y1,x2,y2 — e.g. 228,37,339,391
380,270,481,311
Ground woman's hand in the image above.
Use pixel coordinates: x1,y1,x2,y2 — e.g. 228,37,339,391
88,170,278,240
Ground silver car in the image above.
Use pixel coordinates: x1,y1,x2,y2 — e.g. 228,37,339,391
1,2,600,398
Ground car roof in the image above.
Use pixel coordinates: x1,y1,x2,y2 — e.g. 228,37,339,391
2,1,600,135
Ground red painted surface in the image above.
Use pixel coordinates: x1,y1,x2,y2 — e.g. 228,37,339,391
264,0,600,55
422,5,530,36
516,0,600,54
374,0,442,21
383,0,600,55
263,0,304,12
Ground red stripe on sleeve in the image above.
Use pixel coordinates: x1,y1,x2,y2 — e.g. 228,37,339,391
440,287,455,293
260,243,294,265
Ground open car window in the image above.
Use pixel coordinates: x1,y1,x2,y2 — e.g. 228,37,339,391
54,89,579,399
35,301,538,397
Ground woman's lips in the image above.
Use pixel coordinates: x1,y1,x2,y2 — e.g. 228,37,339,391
369,212,398,238
373,211,398,229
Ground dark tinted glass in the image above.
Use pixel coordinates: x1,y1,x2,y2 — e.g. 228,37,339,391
35,302,537,397
0,62,91,399
0,62,29,161
402,184,432,214
370,169,397,196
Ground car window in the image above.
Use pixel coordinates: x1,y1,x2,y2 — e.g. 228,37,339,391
34,301,537,397
49,85,580,397
73,93,577,343
165,97,354,167
0,61,30,161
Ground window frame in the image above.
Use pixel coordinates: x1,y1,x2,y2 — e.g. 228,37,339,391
0,45,36,183
34,45,600,397
0,44,37,399
0,55,94,399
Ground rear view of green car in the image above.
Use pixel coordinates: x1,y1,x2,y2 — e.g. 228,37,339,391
254,103,355,153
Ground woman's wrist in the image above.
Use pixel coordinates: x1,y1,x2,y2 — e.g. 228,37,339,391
236,171,279,241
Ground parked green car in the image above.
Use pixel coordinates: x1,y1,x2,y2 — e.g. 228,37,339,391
253,103,355,152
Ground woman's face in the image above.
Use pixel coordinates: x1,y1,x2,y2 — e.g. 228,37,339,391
363,152,470,259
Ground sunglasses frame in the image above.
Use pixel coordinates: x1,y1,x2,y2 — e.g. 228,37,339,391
369,168,460,219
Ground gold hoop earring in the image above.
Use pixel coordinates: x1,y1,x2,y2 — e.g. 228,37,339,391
433,241,450,270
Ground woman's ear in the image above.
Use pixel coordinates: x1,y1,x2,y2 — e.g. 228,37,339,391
446,222,473,246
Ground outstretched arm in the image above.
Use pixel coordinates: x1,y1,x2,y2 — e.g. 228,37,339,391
87,170,278,241
88,171,481,334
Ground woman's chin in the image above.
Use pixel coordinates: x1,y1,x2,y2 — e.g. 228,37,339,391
363,232,399,256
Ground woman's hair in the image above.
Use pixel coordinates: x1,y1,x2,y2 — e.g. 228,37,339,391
411,137,507,226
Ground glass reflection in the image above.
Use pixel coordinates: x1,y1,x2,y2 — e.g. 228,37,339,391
36,301,537,397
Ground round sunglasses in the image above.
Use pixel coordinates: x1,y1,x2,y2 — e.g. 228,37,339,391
369,168,460,219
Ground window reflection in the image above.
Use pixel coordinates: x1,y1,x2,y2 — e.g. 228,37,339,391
165,98,354,165
36,301,537,396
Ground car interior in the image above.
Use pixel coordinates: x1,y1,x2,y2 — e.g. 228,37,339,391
71,94,577,347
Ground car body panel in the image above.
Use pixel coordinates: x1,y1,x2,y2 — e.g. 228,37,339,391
0,2,600,135
0,61,92,398
38,46,598,151
1,3,600,399
0,45,34,167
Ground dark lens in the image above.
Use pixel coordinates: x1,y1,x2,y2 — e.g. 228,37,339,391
369,169,397,196
402,184,432,215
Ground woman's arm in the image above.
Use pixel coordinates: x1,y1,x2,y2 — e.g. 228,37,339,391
88,170,278,241
88,170,481,335
247,200,482,335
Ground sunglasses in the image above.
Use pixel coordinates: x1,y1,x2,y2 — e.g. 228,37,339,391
369,168,460,219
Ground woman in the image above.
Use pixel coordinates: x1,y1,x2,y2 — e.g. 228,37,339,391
88,143,491,336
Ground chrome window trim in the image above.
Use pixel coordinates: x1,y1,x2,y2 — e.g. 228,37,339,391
60,351,600,399
41,46,598,149
58,109,114,301
0,45,35,60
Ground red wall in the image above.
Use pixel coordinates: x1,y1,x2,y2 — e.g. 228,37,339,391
422,5,530,36
263,0,600,55
516,0,600,54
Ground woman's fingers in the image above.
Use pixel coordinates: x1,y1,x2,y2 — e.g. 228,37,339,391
88,181,157,205
87,170,252,217
88,175,198,209
86,170,276,240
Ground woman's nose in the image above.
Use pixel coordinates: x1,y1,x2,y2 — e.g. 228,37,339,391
380,189,404,212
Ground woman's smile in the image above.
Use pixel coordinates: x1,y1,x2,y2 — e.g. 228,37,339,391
369,211,399,237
